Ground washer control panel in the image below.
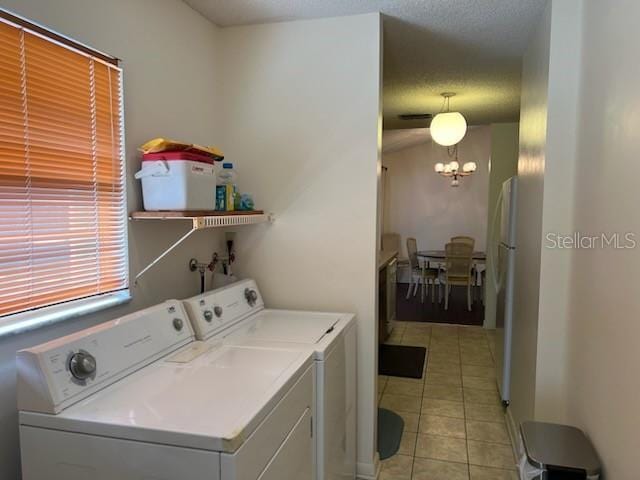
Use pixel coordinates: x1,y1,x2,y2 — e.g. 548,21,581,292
16,300,195,414
183,279,264,340
245,288,259,306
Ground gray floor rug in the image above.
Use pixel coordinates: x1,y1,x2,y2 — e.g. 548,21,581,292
377,407,405,460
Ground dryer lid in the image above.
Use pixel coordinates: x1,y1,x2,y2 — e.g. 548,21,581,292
229,310,343,344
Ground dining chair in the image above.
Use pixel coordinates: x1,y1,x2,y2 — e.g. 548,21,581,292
440,242,474,311
450,236,475,248
406,237,439,302
451,236,478,296
382,232,409,269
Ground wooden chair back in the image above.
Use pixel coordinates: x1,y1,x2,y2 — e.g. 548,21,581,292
444,242,473,281
451,236,475,250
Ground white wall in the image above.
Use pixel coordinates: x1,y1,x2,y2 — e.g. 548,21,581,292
0,1,226,477
510,0,550,426
513,2,640,477
510,0,583,428
565,1,640,477
217,14,382,478
382,126,490,281
534,0,582,423
484,123,519,330
0,5,383,478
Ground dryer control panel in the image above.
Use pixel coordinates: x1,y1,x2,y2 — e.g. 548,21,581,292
17,300,194,414
183,279,264,340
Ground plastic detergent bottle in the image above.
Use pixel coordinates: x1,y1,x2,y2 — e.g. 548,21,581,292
216,162,237,211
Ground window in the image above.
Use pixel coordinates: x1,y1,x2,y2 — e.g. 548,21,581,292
0,10,128,333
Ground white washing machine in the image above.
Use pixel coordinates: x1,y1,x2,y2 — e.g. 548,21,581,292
182,279,357,480
17,300,315,480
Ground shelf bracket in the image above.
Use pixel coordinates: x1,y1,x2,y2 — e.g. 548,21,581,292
134,223,197,285
129,211,273,285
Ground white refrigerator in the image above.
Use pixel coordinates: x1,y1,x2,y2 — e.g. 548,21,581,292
494,176,517,406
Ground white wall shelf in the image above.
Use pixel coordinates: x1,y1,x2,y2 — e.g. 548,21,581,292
129,210,272,283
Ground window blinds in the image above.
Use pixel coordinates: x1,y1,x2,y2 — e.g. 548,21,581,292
0,18,128,318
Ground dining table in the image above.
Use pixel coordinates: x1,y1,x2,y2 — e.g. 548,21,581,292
417,250,487,301
417,250,487,262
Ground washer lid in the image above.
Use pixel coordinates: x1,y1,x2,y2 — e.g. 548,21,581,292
20,344,312,453
229,310,344,344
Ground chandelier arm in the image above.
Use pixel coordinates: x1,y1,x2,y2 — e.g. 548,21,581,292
447,143,458,158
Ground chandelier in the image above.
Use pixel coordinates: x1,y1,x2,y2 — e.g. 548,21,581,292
434,158,477,187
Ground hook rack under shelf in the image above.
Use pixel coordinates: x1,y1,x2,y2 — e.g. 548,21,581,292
129,210,272,283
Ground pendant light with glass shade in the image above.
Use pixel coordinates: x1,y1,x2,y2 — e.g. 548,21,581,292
430,92,467,146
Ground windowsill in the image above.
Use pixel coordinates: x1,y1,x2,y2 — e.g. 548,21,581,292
0,290,131,339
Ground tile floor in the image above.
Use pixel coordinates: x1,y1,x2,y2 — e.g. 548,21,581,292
378,321,518,480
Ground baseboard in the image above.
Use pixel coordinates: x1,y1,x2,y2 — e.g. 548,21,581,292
356,453,381,480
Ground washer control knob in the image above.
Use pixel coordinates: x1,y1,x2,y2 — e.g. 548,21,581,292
69,352,96,381
245,288,258,306
214,306,223,318
173,318,184,331
203,310,214,322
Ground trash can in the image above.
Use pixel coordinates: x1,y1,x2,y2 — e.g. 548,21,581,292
519,421,601,480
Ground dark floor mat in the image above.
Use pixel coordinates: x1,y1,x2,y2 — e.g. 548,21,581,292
379,344,427,379
377,408,404,460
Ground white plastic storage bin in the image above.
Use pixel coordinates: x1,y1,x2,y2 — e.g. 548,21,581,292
135,152,216,211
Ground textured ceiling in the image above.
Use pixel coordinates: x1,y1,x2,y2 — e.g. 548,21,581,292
382,126,486,153
184,0,547,128
382,128,431,154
